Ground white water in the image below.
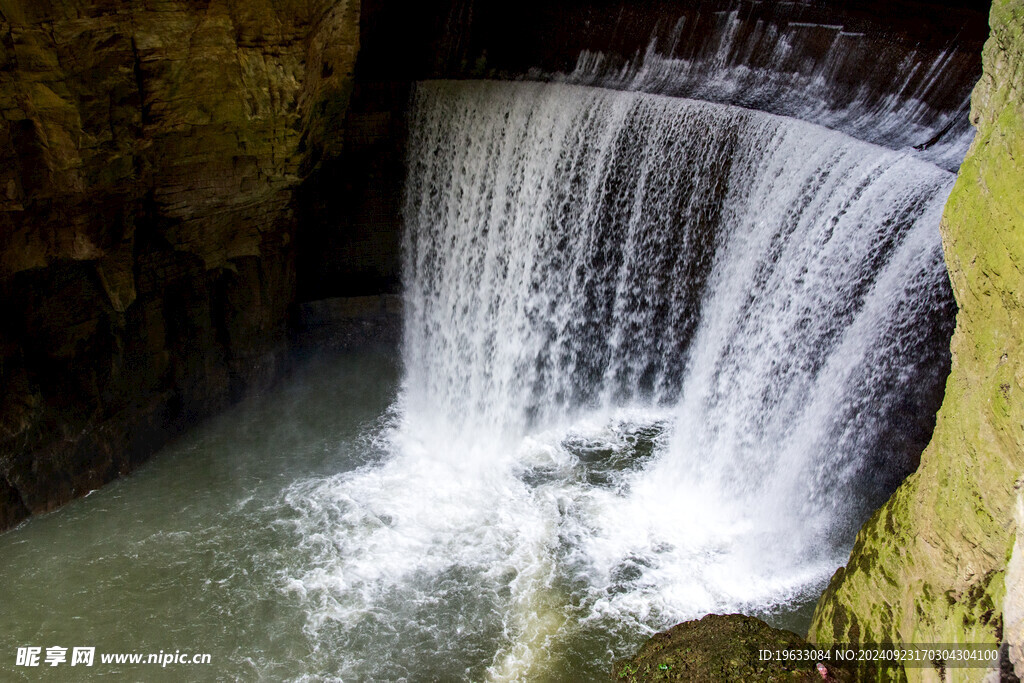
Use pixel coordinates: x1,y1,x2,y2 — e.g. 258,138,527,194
558,10,976,171
275,81,956,680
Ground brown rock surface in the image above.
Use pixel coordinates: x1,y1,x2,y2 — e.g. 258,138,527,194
0,0,358,529
614,614,853,682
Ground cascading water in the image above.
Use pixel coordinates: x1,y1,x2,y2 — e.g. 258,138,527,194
558,10,978,171
275,80,956,680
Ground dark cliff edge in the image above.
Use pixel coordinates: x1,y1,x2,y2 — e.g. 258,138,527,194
0,0,359,530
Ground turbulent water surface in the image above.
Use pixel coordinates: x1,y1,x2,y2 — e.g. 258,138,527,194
0,80,957,681
0,349,401,681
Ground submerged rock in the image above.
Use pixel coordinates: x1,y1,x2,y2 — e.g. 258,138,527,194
614,614,852,682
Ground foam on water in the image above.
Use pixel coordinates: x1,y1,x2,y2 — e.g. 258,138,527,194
274,81,956,680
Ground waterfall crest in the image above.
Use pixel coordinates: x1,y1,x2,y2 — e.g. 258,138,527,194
557,10,977,170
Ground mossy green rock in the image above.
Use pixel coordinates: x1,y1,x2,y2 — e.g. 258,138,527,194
809,1,1024,680
614,614,853,682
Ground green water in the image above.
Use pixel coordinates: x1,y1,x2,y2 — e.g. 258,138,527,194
0,348,400,681
0,345,822,682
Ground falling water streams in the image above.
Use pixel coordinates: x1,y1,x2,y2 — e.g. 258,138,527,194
557,9,978,171
353,80,954,678
0,32,963,683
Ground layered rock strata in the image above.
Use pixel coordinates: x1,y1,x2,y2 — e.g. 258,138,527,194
0,0,358,530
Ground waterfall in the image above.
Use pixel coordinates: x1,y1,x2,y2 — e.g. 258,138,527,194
557,10,977,171
277,80,956,680
402,80,953,505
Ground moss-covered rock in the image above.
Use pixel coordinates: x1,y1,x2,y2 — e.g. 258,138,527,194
809,2,1024,680
614,614,853,682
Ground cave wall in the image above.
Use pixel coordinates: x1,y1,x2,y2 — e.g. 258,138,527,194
809,1,1024,679
0,0,359,530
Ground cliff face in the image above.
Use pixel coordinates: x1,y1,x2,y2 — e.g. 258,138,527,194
0,0,358,530
810,1,1024,678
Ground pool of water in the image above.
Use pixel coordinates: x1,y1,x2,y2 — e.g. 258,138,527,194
0,346,822,681
0,348,401,680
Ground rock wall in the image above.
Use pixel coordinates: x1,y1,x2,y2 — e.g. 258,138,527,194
809,1,1024,679
0,0,359,530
